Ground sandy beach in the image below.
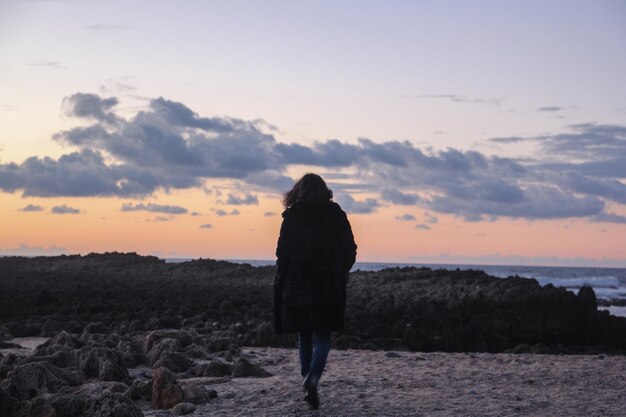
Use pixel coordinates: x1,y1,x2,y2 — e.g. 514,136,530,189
137,347,626,417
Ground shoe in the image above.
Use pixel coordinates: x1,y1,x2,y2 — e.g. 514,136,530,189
304,384,319,410
302,374,320,410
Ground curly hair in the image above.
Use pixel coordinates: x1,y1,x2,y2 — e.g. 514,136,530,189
282,173,333,209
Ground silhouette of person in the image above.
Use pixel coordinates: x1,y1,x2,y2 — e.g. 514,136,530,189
274,173,357,410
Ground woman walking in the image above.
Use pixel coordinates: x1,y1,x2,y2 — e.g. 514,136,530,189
274,173,357,410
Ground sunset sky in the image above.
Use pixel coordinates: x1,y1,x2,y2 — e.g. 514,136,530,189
1,1,625,266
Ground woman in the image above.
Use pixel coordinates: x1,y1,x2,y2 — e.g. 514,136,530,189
274,173,357,410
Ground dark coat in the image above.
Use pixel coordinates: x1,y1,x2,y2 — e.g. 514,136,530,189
274,201,357,334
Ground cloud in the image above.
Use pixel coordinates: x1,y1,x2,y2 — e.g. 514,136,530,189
213,208,240,217
225,192,258,205
405,94,502,106
381,188,420,205
336,194,381,214
51,204,81,214
415,224,431,230
62,92,119,124
537,106,563,112
489,136,526,143
590,212,626,224
121,202,188,214
264,211,276,217
430,185,604,222
424,212,438,224
0,244,66,256
19,204,44,212
27,60,65,69
396,214,416,221
149,216,170,222
2,93,626,224
199,223,212,228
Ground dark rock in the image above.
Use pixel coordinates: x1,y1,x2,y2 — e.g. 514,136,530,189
79,347,129,382
251,321,275,346
232,356,272,378
117,336,146,368
85,391,143,417
27,349,77,368
181,383,211,404
1,254,625,354
0,353,20,379
172,401,196,415
0,387,19,417
6,362,68,400
206,336,233,353
183,343,210,359
129,379,152,401
152,367,183,409
153,351,190,373
83,322,109,334
147,338,181,366
40,330,85,349
42,319,63,336
384,351,401,358
145,330,193,353
192,359,233,377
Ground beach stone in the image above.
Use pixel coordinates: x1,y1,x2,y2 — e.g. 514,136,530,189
153,351,190,373
385,351,401,358
206,336,232,352
172,401,196,415
232,356,272,378
43,330,85,349
129,379,153,401
0,387,19,417
6,362,68,400
252,321,275,346
86,391,143,417
192,359,233,377
146,330,193,353
42,319,63,336
83,322,108,334
27,349,77,368
181,383,210,404
152,367,183,409
147,338,182,366
79,347,129,382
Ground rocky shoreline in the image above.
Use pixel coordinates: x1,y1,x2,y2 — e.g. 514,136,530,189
1,252,625,416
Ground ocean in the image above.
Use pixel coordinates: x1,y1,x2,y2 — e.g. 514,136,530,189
165,258,626,318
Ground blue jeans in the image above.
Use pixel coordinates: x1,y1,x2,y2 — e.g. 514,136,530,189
298,332,331,385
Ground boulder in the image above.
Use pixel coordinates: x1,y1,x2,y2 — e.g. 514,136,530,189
153,351,190,373
83,322,109,334
192,359,233,377
181,383,210,404
6,362,68,400
85,391,143,417
0,387,19,417
152,367,183,409
42,319,63,336
146,338,181,366
78,347,129,382
232,356,272,378
172,402,196,415
145,330,193,353
129,379,152,401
